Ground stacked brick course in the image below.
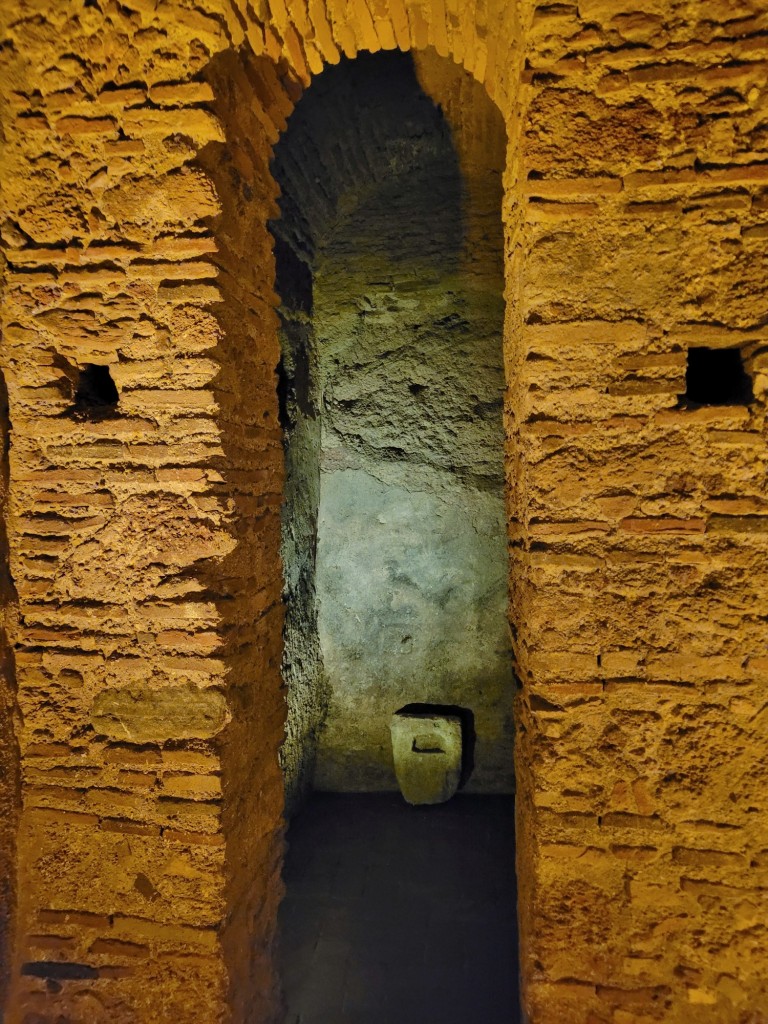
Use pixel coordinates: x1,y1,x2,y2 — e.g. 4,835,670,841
0,0,766,1021
512,5,768,1019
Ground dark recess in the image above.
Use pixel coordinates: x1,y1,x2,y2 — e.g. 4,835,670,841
22,961,99,981
273,235,313,314
74,364,119,415
684,346,753,406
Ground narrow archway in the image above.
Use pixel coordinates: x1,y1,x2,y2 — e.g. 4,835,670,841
273,48,512,808
2,3,764,1020
270,48,517,1019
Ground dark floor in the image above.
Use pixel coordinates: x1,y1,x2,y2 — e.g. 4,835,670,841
278,793,519,1024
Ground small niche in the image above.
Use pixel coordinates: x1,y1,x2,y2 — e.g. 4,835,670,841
74,364,119,415
684,347,753,406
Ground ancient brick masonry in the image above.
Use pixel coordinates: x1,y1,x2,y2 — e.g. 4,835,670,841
0,8,291,1022
0,0,767,1022
512,6,768,1019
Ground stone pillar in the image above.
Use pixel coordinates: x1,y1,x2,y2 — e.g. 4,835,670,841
514,7,768,1019
0,9,288,1022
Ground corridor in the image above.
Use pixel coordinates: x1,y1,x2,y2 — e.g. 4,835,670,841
278,794,519,1024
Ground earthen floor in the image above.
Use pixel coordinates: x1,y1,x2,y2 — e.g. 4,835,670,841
278,793,519,1023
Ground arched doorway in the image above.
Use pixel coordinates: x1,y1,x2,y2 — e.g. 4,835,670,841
269,48,517,1020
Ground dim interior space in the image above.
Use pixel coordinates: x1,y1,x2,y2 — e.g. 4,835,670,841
270,49,517,1020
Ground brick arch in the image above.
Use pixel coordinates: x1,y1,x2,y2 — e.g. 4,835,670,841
0,0,526,1017
196,35,520,1021
222,0,523,113
0,0,528,1015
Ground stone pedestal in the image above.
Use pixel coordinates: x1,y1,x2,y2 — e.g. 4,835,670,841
390,711,462,805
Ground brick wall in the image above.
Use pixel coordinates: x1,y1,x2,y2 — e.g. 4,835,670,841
0,0,766,1021
512,5,768,1020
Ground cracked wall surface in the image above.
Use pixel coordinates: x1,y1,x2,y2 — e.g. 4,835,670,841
0,0,767,1022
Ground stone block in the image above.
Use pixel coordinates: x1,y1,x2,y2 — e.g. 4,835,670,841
91,685,228,742
390,711,462,805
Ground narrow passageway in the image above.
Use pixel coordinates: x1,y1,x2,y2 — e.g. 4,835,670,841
279,794,519,1024
273,49,517,1024
273,49,512,814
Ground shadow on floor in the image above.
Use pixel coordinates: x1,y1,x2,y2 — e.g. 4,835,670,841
278,793,519,1024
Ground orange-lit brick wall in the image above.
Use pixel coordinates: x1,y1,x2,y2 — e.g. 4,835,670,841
0,1,766,1021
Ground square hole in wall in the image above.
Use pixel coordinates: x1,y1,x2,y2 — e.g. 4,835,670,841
684,347,753,406
74,364,119,414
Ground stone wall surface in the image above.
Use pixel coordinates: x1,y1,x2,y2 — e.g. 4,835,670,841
0,1,765,1023
512,5,768,1021
312,187,513,792
0,8,291,1023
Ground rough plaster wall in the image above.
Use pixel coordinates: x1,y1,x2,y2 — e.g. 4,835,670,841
312,152,513,792
276,276,325,814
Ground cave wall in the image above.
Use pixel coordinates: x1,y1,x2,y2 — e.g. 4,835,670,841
312,155,512,793
0,1,766,1023
275,281,324,814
